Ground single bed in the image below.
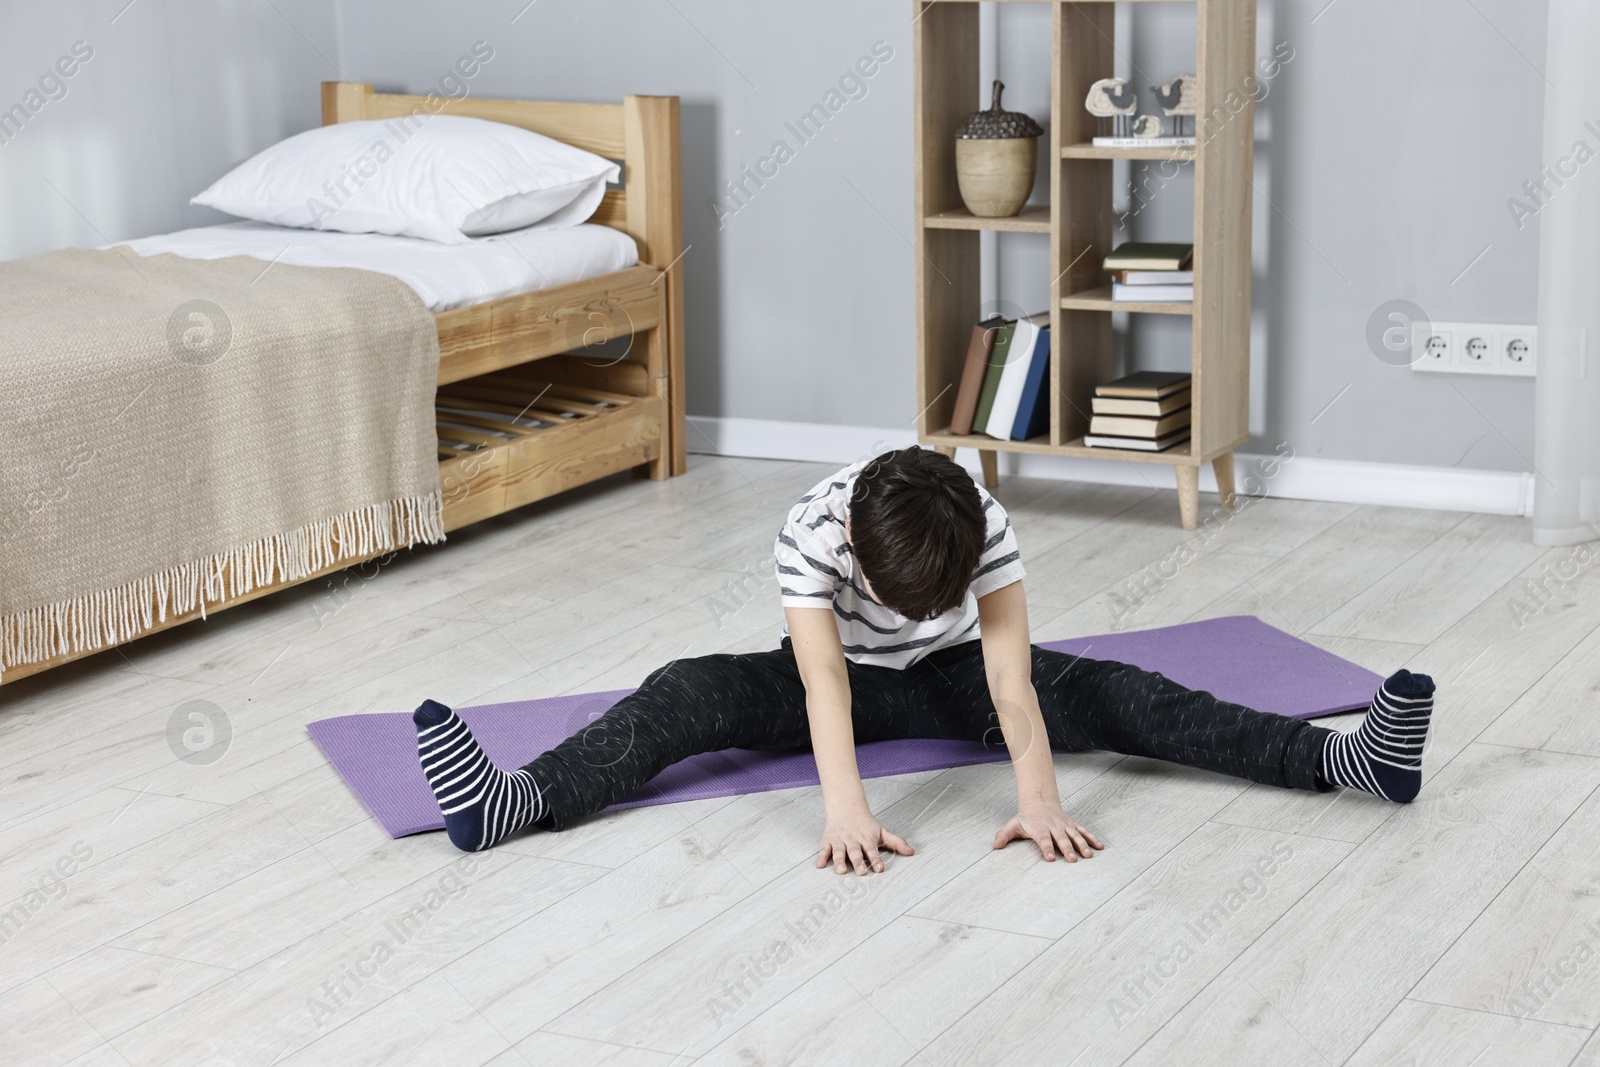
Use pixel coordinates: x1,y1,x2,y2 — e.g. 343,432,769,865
1,82,685,685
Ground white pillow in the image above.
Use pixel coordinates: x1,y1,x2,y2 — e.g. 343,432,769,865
192,115,620,244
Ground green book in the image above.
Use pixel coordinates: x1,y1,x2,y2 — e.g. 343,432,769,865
1103,242,1194,271
971,321,1015,434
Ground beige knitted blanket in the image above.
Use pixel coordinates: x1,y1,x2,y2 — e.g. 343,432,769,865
0,248,444,677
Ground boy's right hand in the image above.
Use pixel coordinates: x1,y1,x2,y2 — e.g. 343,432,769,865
817,808,914,875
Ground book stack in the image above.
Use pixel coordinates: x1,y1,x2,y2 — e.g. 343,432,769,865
1084,371,1192,452
948,311,1051,441
1105,243,1194,303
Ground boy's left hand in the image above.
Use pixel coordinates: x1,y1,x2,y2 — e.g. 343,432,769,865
993,801,1103,862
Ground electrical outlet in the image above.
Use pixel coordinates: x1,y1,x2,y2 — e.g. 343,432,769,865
1421,332,1451,365
1412,321,1536,377
1498,330,1537,373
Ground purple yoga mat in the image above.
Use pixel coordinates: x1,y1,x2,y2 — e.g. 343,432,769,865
307,615,1382,838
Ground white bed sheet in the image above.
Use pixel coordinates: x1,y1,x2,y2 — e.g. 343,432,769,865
118,221,639,312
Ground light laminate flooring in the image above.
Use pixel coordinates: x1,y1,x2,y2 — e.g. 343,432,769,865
2,455,1597,1067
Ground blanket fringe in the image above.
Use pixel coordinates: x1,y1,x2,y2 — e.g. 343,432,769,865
1,490,444,680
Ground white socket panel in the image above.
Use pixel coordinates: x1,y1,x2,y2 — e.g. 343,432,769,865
1412,321,1536,377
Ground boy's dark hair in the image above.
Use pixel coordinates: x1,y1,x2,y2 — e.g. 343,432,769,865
848,447,986,621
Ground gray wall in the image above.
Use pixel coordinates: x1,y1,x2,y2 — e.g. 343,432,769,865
0,0,339,259
334,0,918,433
3,0,1548,473
1248,0,1544,471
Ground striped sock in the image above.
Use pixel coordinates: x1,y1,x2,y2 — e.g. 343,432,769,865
414,699,544,851
1320,670,1435,803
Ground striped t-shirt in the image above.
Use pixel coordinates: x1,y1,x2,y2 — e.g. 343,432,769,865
774,460,1027,669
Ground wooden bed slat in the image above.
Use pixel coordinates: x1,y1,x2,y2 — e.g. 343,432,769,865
436,425,510,448
433,264,664,385
437,392,592,425
436,412,548,438
439,395,663,528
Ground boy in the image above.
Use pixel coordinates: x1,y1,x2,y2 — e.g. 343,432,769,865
415,448,1434,872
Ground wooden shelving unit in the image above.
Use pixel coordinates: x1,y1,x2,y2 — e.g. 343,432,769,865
913,0,1255,529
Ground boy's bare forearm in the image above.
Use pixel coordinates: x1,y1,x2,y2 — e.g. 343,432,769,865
805,670,871,815
991,677,1061,805
786,607,872,817
975,583,1062,806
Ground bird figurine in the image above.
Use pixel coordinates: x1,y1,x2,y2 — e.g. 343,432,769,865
1085,77,1138,138
1152,75,1197,137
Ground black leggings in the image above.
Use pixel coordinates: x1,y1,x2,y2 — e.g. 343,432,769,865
521,639,1333,830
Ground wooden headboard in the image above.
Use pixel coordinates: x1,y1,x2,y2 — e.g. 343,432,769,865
320,82,681,269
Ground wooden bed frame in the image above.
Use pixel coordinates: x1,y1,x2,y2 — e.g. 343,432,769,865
2,83,686,685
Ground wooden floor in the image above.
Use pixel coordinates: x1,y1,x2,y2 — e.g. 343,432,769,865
3,456,1598,1067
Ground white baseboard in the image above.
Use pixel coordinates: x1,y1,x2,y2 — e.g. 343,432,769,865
686,415,1536,517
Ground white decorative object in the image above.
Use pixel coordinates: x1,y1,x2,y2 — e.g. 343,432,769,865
1132,114,1164,139
1152,75,1198,137
1085,77,1138,138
